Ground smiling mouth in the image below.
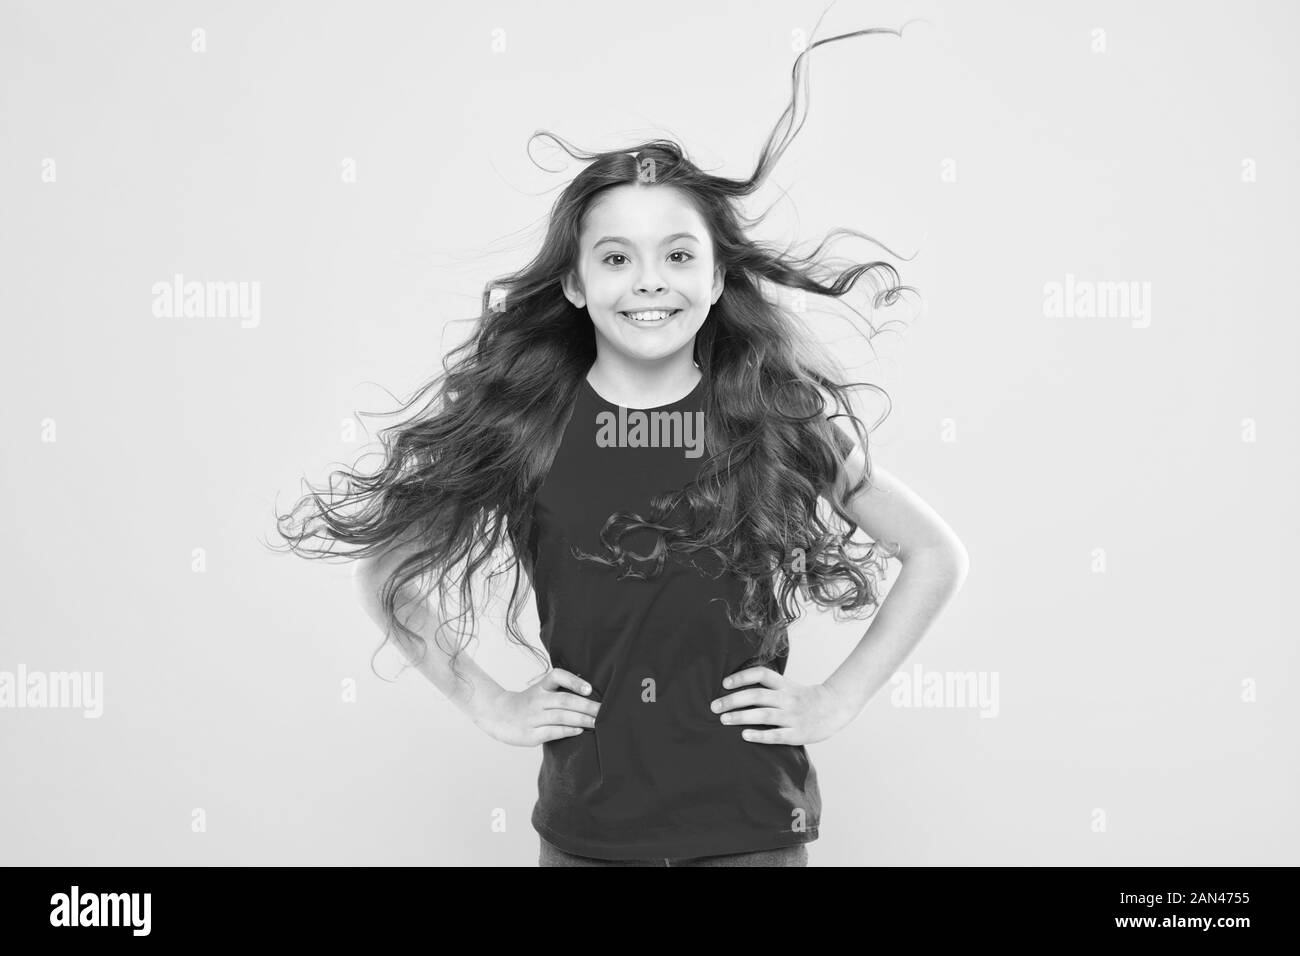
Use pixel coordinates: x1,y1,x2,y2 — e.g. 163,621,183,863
619,309,682,323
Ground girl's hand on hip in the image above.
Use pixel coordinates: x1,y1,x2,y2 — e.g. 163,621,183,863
710,667,858,746
474,667,601,747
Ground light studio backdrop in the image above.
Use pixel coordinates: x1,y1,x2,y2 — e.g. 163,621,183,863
1,0,1295,866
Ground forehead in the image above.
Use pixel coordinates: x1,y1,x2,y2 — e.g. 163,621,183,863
580,185,705,243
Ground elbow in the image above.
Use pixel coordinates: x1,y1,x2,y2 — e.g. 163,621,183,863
941,533,970,583
950,542,970,589
901,537,969,588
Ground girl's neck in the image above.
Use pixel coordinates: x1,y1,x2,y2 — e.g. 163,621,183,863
585,357,702,409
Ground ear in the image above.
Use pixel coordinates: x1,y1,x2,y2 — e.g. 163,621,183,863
710,264,725,305
560,270,585,309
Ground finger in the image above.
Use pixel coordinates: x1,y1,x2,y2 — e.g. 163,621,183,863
721,666,783,691
738,727,796,744
543,667,593,697
710,688,778,713
538,709,597,730
537,725,587,743
720,706,789,727
546,691,601,716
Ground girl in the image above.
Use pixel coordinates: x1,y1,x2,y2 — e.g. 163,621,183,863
273,17,966,867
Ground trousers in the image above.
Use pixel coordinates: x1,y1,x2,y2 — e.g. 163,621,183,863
539,835,809,867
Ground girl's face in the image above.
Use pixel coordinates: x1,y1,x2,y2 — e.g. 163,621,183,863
563,184,724,367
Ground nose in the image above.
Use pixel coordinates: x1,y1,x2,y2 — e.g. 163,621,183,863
634,268,667,295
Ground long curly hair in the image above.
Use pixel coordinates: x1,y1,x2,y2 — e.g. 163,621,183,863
269,15,922,699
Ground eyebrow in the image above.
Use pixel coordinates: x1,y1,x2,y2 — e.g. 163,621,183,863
593,232,702,249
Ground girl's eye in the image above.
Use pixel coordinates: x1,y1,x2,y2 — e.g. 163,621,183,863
601,250,695,266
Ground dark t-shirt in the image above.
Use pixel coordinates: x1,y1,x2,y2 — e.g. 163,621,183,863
527,373,822,860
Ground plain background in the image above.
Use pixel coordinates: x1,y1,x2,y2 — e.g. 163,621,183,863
1,0,1296,866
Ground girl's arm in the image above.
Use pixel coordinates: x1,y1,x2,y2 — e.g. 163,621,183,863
353,544,508,729
819,426,970,713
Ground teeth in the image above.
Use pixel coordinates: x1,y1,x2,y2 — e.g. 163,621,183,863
623,309,676,322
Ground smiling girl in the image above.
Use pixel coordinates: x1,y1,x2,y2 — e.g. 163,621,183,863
274,16,965,867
